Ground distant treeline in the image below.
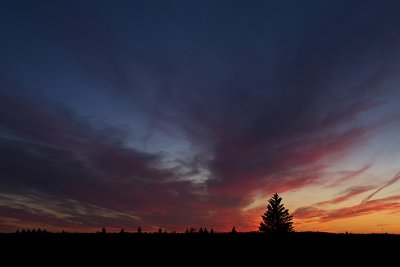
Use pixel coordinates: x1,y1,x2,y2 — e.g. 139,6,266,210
11,227,400,237
14,226,244,234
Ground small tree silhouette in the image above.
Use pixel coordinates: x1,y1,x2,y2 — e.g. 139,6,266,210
101,227,107,234
259,193,293,233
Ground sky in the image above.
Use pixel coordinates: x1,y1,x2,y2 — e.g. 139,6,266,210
1,0,400,233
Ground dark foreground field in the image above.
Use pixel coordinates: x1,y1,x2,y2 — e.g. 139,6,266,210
2,232,400,258
1,232,398,265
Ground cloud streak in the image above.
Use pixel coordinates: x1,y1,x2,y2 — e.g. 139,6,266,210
293,185,374,219
294,195,400,223
316,186,375,206
361,171,400,204
321,196,400,222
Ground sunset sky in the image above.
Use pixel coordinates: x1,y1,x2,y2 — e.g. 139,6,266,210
1,0,400,233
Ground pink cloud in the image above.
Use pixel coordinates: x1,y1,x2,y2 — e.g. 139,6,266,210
294,195,400,223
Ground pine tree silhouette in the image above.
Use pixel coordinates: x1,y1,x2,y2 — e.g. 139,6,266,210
259,193,293,233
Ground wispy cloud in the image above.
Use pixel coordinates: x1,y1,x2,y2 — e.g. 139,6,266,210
316,186,374,206
321,196,400,222
324,165,372,187
294,195,400,222
361,171,400,204
292,185,374,219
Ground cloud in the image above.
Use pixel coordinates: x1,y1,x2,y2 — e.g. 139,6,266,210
123,3,400,214
361,171,400,204
292,207,327,220
316,186,375,206
321,196,400,222
323,165,372,187
0,91,209,231
293,185,375,219
0,192,139,231
294,195,400,222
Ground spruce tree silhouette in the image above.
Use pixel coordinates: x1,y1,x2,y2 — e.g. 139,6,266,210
231,226,237,234
259,193,293,233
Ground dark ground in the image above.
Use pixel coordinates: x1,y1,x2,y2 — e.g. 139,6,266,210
1,232,398,263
